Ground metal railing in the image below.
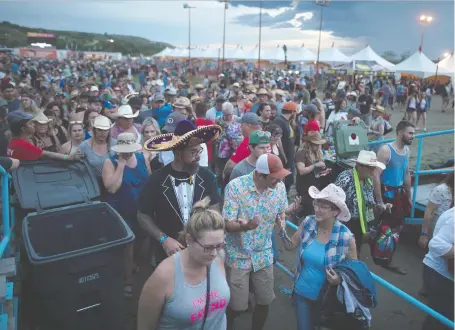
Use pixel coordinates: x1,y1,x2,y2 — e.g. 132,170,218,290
0,165,12,258
276,220,454,329
368,129,454,225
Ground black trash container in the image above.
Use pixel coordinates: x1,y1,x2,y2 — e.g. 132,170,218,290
11,160,135,330
22,202,134,330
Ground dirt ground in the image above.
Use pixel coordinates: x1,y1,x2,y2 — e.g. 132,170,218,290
125,94,453,330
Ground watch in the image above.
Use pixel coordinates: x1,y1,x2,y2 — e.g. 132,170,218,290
420,232,428,237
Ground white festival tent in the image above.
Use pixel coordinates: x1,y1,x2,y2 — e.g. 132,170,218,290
394,51,452,78
350,45,395,68
317,47,351,64
287,46,317,62
438,53,454,73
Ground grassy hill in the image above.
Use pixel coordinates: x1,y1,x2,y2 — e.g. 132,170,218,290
0,21,172,56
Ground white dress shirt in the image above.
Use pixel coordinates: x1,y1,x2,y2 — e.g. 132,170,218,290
170,175,196,224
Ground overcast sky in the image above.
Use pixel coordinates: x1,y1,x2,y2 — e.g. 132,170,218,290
1,0,454,59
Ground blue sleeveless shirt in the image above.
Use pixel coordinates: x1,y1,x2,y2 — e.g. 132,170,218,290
381,143,409,198
104,152,149,219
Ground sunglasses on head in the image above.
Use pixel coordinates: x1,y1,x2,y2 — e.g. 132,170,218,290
69,121,83,124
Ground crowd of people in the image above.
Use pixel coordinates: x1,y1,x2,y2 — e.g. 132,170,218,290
0,56,453,330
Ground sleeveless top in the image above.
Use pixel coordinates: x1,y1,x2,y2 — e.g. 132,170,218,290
158,252,230,330
30,135,58,153
381,143,408,197
103,153,149,220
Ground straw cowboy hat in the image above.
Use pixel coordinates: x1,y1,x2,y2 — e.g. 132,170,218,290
117,104,139,118
111,132,142,153
173,97,191,108
256,88,269,96
302,131,327,145
70,90,79,100
194,83,204,89
144,120,221,152
373,105,385,113
308,184,351,222
93,115,113,130
352,150,385,170
274,89,286,97
33,112,52,124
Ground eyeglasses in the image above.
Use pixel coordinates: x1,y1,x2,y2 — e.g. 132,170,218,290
313,201,334,211
186,147,203,157
194,240,226,253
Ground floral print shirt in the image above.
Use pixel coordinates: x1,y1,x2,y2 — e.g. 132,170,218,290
222,172,288,271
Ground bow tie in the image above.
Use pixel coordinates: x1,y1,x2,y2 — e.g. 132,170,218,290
174,176,193,186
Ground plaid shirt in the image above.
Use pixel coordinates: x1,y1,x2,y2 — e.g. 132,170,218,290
295,215,352,282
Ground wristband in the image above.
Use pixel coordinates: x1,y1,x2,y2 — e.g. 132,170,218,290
64,154,68,160
420,232,428,237
159,234,169,244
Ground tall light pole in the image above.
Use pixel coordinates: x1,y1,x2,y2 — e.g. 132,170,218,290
418,14,433,52
258,0,263,71
183,3,196,73
313,0,330,81
219,0,228,73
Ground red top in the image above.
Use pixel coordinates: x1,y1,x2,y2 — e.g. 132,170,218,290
7,138,43,161
304,119,320,134
195,118,216,163
230,136,250,164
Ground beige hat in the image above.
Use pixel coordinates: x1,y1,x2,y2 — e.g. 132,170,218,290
33,112,52,124
352,150,386,170
194,83,204,89
90,86,99,92
275,89,286,97
70,90,79,99
373,105,385,113
256,88,269,96
308,184,351,222
111,132,142,153
190,95,202,103
117,104,139,118
93,115,113,130
173,97,191,108
232,82,240,88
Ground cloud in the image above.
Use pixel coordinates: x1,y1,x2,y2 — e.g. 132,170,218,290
0,0,452,59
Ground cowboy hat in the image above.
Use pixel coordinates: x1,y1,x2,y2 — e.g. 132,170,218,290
256,88,269,96
274,89,286,97
302,131,326,145
117,104,139,118
173,97,191,108
351,150,385,170
33,112,52,124
144,120,221,152
111,132,142,153
194,83,204,89
373,105,385,113
308,184,351,222
93,115,113,130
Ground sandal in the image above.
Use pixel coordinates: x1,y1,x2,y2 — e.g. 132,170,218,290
124,285,133,298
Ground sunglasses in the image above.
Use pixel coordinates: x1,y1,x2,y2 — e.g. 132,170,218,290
69,121,83,124
255,131,271,143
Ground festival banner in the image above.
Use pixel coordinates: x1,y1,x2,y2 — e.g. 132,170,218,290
19,48,57,59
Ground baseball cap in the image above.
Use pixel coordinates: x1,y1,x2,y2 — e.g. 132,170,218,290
240,112,261,126
303,104,319,113
282,101,297,112
249,130,271,145
163,112,186,133
153,93,165,102
256,154,291,180
90,86,99,92
215,95,226,103
165,87,177,96
7,111,34,126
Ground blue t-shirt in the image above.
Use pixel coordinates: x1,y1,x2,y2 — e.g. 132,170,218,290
155,104,173,128
294,240,326,300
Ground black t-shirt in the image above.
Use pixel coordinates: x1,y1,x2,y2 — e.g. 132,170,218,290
272,115,295,167
358,94,374,114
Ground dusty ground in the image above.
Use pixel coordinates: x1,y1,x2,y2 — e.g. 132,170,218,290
125,94,453,330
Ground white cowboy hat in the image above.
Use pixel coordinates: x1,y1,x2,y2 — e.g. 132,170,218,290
111,132,142,153
352,150,385,170
33,112,52,124
117,104,139,118
92,115,113,130
308,184,351,222
155,79,164,87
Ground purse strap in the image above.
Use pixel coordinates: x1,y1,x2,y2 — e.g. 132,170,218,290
201,265,211,330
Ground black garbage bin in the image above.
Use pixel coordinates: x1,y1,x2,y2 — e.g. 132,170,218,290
12,160,135,330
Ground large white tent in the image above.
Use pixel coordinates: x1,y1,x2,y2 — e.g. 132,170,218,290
317,47,351,64
394,51,452,78
350,45,395,68
438,53,454,73
288,46,317,62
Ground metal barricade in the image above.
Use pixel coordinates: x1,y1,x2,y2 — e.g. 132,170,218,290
276,220,454,329
368,129,454,225
0,165,12,258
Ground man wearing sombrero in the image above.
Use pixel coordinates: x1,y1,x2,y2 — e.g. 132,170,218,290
138,120,222,263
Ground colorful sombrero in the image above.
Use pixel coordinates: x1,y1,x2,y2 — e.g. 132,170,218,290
144,120,222,151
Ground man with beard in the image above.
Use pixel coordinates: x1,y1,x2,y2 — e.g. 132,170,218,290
373,120,415,275
137,120,222,264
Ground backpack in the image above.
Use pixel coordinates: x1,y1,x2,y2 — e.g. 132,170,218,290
369,224,399,267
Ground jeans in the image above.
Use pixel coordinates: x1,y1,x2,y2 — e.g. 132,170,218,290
294,294,318,330
422,265,454,330
271,229,279,262
427,95,432,109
